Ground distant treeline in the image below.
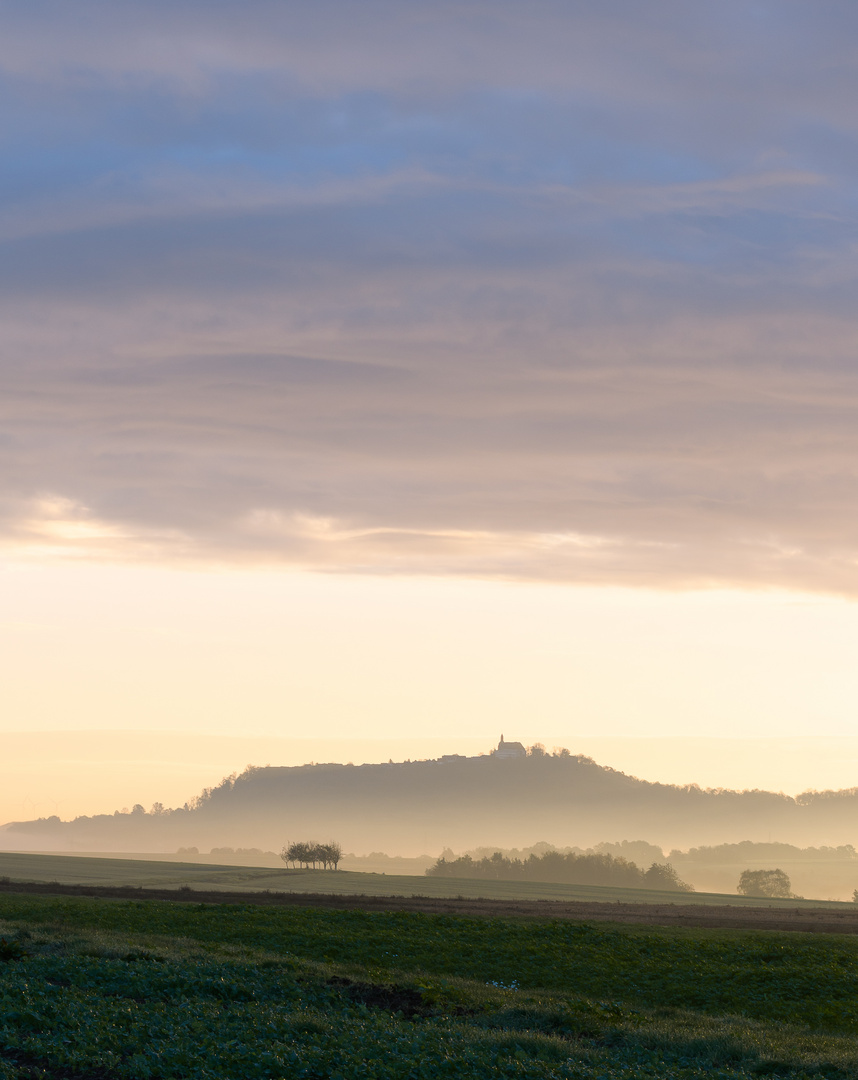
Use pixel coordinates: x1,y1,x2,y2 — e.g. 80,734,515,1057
449,840,666,867
669,841,858,865
426,850,693,891
454,840,858,868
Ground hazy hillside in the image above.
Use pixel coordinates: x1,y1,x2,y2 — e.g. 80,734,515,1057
3,753,858,856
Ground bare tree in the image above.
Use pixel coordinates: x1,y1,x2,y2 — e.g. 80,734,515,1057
318,841,343,870
280,841,315,868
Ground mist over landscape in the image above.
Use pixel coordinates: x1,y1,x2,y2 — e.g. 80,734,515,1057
7,7,858,1077
7,746,858,857
4,0,858,927
5,739,858,900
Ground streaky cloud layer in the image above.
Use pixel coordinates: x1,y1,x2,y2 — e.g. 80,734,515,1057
3,2,858,592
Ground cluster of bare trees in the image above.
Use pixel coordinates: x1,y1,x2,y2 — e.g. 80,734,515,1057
280,840,342,870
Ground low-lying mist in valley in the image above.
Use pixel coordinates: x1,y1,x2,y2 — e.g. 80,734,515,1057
4,748,858,898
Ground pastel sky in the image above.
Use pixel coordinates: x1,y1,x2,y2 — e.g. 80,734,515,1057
3,2,858,824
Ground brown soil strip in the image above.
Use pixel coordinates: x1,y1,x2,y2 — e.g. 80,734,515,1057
1,879,856,933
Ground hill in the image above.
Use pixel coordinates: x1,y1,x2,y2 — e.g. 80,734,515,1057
3,752,858,855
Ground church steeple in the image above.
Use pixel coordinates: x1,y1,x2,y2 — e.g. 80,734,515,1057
494,733,526,758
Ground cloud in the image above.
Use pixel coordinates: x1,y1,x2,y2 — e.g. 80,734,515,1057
2,3,858,594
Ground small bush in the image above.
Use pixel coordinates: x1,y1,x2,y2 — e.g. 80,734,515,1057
0,936,29,962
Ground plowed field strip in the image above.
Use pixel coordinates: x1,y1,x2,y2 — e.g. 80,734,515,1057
2,879,856,932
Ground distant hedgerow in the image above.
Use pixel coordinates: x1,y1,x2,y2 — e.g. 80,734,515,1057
426,850,694,891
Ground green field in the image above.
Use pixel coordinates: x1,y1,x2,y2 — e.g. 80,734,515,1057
1,889,857,1079
1,851,853,909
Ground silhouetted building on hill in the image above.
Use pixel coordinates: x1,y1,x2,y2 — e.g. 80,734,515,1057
493,734,526,759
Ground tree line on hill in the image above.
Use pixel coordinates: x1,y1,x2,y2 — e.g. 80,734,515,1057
8,754,858,855
426,849,694,891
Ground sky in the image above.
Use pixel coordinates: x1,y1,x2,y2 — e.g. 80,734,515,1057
3,2,858,827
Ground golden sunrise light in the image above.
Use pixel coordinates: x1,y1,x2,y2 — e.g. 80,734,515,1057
6,10,858,1074
3,2,858,856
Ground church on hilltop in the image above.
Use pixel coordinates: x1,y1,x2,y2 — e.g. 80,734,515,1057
493,734,526,759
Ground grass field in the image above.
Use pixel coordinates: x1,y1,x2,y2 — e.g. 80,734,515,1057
2,851,854,909
1,889,857,1078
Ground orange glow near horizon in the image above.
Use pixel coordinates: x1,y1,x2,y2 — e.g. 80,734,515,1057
3,558,858,825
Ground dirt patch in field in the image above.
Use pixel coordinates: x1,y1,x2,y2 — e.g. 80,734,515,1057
327,975,437,1018
1,879,857,934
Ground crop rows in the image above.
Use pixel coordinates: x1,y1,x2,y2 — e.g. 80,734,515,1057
1,893,856,1078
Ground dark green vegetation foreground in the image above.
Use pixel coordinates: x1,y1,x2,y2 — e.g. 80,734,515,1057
1,894,857,1079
